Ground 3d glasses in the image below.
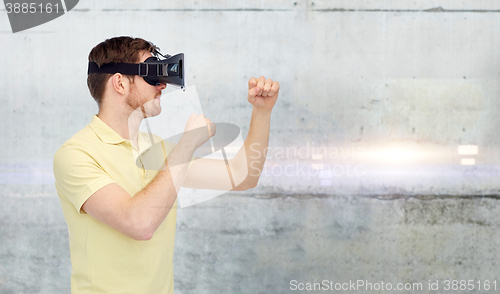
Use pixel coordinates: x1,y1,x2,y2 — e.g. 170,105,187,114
88,52,184,88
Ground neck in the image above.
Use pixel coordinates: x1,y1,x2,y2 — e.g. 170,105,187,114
97,103,144,150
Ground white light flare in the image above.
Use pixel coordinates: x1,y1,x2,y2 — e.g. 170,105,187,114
458,145,478,165
458,145,478,155
367,147,428,165
460,158,476,165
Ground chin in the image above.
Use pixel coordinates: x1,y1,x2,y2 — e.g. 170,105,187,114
146,107,162,118
141,98,162,118
153,108,162,117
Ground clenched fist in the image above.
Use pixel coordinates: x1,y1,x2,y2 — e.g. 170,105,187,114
182,113,216,149
247,76,280,112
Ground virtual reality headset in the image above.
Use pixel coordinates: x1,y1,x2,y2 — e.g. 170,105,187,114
88,52,184,88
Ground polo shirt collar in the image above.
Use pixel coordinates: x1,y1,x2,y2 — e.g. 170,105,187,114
89,115,126,144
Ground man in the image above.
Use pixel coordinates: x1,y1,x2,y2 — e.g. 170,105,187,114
53,36,279,294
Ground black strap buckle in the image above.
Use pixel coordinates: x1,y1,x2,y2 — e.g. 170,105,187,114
138,62,149,77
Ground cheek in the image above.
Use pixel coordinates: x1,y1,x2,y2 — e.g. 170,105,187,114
127,90,142,109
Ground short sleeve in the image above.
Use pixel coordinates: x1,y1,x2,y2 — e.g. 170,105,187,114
53,144,115,215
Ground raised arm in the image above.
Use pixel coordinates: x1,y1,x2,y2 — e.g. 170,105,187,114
183,76,280,190
234,76,280,188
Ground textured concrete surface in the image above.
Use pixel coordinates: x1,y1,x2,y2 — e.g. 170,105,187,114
2,194,500,293
2,0,500,196
174,194,500,294
2,0,500,293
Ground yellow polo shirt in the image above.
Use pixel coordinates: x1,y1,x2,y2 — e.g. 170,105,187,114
54,115,177,294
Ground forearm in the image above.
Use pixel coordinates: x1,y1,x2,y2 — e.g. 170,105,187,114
125,138,196,239
232,107,272,188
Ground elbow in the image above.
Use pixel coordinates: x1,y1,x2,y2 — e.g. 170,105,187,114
127,218,155,241
133,230,154,241
246,180,258,190
124,203,175,241
130,228,154,241
234,179,258,191
230,160,260,191
244,174,260,190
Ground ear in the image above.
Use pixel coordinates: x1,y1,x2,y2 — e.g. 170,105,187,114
110,73,128,95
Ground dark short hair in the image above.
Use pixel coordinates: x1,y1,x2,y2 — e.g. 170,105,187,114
87,36,159,105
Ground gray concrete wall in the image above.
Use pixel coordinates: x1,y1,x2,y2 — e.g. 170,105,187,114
3,194,500,293
1,1,500,293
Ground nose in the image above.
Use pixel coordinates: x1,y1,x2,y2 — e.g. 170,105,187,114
157,83,167,91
